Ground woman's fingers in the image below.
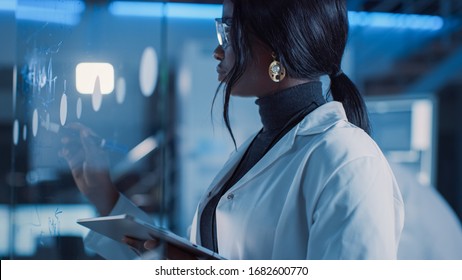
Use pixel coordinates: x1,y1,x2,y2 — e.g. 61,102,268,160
144,239,160,250
122,237,163,255
122,237,160,251
60,122,109,177
123,237,198,260
123,236,149,255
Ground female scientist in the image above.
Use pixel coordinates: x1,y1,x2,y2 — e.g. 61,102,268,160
61,0,404,259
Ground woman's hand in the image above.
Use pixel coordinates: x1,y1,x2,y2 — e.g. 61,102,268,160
60,123,119,215
123,236,198,260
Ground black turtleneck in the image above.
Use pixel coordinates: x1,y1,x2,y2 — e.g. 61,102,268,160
199,81,326,252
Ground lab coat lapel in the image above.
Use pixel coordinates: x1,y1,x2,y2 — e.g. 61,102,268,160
205,102,348,195
227,126,298,192
201,134,256,199
226,102,348,192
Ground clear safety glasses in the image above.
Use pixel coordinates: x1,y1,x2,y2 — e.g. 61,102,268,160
215,18,231,48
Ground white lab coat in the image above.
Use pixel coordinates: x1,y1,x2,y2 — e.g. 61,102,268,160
85,101,404,260
190,101,404,259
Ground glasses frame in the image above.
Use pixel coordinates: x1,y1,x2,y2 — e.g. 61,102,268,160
215,18,232,48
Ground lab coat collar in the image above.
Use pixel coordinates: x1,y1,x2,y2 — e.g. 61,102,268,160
205,101,349,196
297,100,349,135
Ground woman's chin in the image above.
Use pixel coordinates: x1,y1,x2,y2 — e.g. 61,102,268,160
217,74,225,82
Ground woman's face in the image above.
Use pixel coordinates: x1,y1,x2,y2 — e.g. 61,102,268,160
214,0,275,98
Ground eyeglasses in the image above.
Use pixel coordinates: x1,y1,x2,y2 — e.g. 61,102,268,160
215,18,232,48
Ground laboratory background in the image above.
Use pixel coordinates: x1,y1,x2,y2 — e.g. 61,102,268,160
0,0,461,259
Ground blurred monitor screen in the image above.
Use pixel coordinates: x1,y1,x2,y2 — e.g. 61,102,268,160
366,96,434,154
369,110,413,151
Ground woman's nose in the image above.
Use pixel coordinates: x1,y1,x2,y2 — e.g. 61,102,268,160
213,45,224,61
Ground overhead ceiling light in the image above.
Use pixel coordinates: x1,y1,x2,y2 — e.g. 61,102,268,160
15,0,85,26
349,11,444,31
0,0,16,11
109,1,221,20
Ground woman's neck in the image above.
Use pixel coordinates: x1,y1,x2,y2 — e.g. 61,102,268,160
255,77,317,98
255,81,325,131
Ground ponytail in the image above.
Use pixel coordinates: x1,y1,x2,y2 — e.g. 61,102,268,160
330,72,371,135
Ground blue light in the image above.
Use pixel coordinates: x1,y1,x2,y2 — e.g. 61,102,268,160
109,1,221,20
349,11,444,31
108,1,163,18
110,2,444,31
166,3,221,19
0,0,16,11
16,0,85,26
7,0,444,31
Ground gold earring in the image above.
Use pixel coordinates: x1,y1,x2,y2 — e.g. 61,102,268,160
268,53,286,82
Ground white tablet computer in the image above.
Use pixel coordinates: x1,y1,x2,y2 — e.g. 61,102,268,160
77,214,225,260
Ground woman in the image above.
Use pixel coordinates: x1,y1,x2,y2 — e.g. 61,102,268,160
62,0,404,259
